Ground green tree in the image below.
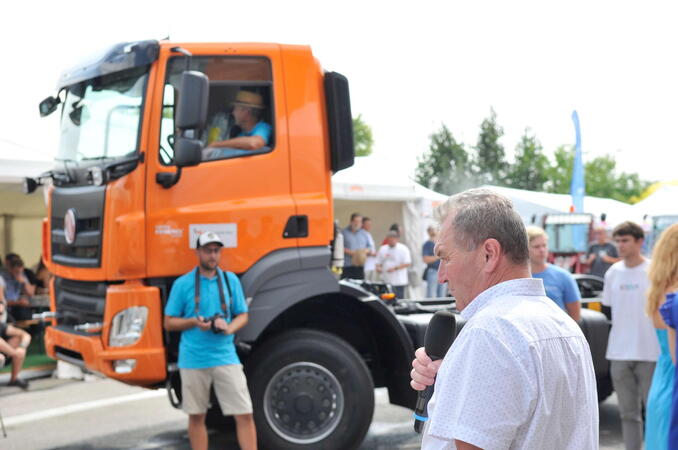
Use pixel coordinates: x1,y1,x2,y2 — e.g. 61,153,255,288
352,114,374,157
544,145,574,194
472,108,508,185
584,155,651,203
505,129,550,191
544,146,652,203
415,124,473,194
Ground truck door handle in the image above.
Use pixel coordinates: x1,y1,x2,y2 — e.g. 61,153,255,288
283,215,308,238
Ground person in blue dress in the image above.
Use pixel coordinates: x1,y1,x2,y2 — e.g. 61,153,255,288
204,90,272,160
651,223,678,450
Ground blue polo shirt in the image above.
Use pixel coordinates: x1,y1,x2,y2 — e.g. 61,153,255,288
422,240,440,271
240,121,272,145
165,268,248,369
532,264,581,311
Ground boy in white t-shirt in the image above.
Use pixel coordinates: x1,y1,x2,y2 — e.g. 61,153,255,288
376,231,412,299
602,221,659,450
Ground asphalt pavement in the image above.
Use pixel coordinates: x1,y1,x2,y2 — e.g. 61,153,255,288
0,376,623,449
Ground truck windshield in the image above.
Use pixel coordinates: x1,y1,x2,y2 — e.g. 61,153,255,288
57,65,149,163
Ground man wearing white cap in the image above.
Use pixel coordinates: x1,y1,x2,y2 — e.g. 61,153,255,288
204,90,272,160
164,232,257,450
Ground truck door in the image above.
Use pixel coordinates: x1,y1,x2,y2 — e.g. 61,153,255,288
145,45,295,278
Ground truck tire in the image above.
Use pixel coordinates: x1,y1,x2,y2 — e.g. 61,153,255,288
246,329,375,449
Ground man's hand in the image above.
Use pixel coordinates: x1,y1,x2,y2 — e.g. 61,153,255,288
585,253,596,266
196,316,212,332
602,255,619,264
410,347,442,391
213,317,230,334
7,297,30,307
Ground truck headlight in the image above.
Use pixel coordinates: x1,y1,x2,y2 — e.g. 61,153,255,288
109,307,148,347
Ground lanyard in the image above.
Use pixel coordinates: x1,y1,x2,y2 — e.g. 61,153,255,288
194,268,233,321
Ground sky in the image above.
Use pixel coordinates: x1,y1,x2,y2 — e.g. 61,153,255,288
2,0,677,183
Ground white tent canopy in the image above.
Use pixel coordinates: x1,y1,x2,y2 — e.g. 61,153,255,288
632,185,678,217
482,185,642,228
0,141,54,263
0,140,54,185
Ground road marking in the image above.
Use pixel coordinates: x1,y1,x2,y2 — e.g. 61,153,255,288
4,389,167,427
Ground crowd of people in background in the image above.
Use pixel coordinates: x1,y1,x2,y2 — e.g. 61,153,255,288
339,213,443,299
341,206,678,449
0,252,51,390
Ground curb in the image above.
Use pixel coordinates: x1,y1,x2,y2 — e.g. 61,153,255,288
0,365,55,384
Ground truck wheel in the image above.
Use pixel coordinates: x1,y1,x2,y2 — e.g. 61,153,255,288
246,329,375,449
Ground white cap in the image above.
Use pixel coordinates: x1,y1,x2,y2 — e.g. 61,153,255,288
196,232,224,248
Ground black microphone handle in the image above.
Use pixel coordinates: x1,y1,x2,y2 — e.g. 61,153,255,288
413,383,435,433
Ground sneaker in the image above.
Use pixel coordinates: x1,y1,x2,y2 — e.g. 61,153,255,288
7,378,29,390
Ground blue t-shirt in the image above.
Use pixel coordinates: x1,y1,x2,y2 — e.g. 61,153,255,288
239,121,272,145
164,268,248,369
1,272,22,301
422,240,440,271
532,264,581,311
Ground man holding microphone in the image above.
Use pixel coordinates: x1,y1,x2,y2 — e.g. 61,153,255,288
410,188,598,449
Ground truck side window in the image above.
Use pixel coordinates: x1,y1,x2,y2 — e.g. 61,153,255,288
159,56,274,166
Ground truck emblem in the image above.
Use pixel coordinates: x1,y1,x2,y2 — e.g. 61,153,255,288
64,208,78,245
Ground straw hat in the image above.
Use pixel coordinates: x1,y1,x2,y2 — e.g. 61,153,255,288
232,91,265,109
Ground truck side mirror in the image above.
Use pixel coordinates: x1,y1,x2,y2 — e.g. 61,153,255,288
39,95,61,117
156,70,209,188
176,71,209,131
174,70,208,168
173,137,202,167
324,72,355,173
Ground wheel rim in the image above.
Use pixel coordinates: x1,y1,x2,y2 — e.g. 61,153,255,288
263,361,344,444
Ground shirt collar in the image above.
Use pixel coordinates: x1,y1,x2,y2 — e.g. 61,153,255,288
198,268,221,281
460,278,546,320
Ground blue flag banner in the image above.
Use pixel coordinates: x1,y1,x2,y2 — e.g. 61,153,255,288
570,110,585,213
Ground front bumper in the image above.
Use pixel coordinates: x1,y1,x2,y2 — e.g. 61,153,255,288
45,281,167,386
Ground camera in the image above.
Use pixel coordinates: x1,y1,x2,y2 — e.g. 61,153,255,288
202,314,226,334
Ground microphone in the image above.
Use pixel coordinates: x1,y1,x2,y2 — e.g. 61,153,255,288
413,310,460,433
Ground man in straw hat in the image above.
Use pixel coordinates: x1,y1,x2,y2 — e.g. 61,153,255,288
204,90,272,159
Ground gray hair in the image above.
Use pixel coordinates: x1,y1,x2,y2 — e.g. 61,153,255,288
434,188,529,264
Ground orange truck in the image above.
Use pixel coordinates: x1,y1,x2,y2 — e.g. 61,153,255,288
29,40,438,449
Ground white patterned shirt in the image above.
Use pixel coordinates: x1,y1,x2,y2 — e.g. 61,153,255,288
422,278,599,450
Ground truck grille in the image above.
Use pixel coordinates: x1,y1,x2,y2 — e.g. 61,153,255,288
54,277,107,329
51,185,106,268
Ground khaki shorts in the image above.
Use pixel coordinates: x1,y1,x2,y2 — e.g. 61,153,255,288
180,364,253,415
